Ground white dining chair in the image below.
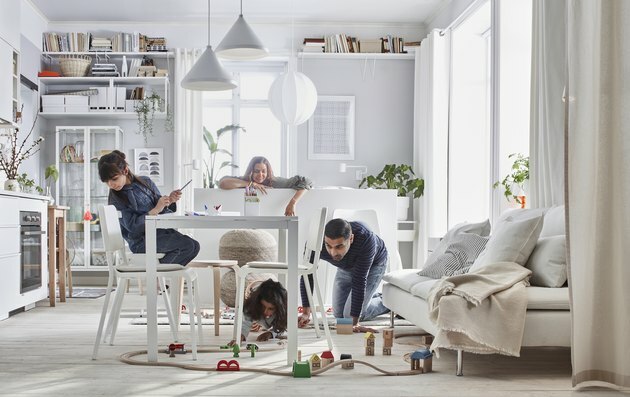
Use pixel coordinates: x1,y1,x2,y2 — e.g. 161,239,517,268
92,204,202,360
234,207,333,350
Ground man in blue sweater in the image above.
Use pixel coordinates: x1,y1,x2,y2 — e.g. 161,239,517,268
298,218,389,333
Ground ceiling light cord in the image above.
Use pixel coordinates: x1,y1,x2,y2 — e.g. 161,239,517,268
208,0,216,46
240,0,243,16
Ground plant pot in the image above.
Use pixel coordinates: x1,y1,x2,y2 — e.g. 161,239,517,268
4,179,20,192
396,196,410,221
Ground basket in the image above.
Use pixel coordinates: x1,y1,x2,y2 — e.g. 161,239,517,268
59,55,92,77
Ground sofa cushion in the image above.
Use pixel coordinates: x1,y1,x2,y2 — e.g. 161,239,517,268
382,269,434,293
470,215,544,272
424,219,491,268
410,279,439,299
540,205,565,237
418,232,489,278
526,235,567,287
526,286,570,310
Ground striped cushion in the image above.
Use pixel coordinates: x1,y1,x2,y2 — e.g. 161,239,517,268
418,232,489,279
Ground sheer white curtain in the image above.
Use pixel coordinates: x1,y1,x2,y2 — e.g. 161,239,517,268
413,29,450,268
529,0,566,208
174,48,204,213
567,0,630,388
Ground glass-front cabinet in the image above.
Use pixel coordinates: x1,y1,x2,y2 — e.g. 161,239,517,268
55,126,123,270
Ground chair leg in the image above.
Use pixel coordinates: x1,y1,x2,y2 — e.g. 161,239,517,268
234,271,248,344
313,272,333,350
194,277,203,345
175,277,185,331
92,273,115,360
66,264,73,297
105,278,127,345
456,350,464,376
187,276,198,360
302,275,321,338
212,267,221,337
137,278,144,296
160,277,178,342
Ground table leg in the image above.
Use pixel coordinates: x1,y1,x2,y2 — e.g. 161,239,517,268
48,210,56,307
212,267,221,336
286,220,299,365
59,217,69,297
146,219,158,362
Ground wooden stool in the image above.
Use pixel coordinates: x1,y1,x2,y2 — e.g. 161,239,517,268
186,260,239,336
48,205,70,306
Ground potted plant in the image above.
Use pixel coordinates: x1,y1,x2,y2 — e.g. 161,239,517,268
16,173,37,193
134,92,166,142
45,164,59,204
359,164,425,220
202,124,246,188
493,153,529,208
0,117,44,192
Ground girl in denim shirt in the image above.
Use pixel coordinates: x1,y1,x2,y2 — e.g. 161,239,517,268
97,150,200,266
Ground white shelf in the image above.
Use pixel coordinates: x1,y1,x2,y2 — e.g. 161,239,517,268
298,52,415,60
40,112,166,120
43,51,174,58
39,76,169,86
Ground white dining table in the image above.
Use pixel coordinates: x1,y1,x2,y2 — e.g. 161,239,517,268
145,214,299,365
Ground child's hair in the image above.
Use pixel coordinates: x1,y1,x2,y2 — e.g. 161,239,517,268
243,156,275,185
97,150,153,205
243,279,287,334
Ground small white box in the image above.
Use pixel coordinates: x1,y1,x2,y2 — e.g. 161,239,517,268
42,95,65,106
125,99,140,112
89,87,108,111
115,87,126,111
65,96,89,112
244,197,260,216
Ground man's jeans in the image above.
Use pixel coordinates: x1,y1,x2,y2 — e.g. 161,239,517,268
332,257,389,321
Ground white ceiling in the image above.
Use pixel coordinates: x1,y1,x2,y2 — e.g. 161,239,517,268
29,0,448,25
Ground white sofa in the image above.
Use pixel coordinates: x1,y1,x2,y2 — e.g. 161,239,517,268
382,206,571,375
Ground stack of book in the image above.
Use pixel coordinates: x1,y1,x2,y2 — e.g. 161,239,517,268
146,37,167,52
302,38,325,53
91,63,119,77
90,36,113,52
381,36,407,53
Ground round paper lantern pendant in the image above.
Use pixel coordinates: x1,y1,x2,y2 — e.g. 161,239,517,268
268,71,318,126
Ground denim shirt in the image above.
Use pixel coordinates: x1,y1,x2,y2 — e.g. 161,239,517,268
108,176,176,252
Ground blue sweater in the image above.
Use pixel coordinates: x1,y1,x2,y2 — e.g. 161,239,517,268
300,222,388,317
108,176,176,253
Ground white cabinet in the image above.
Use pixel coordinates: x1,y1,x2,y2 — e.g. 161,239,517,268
55,126,123,270
0,40,19,124
39,52,171,120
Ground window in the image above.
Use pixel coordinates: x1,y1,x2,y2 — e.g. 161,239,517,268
445,0,532,228
202,63,285,184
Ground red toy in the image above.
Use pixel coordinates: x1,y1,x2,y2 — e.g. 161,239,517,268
168,343,186,357
216,360,240,371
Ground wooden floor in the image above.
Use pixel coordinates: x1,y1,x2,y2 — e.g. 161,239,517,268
0,291,624,396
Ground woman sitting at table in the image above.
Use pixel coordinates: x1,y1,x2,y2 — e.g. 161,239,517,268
219,156,312,216
98,150,200,266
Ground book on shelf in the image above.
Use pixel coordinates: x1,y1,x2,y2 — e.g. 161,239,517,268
359,39,382,53
42,31,169,53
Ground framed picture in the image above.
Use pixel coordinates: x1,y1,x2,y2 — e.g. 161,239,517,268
308,96,355,160
134,148,163,186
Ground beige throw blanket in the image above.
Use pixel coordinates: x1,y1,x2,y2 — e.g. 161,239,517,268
427,262,532,357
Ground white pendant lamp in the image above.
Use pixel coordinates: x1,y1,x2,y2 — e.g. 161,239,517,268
268,70,318,125
181,0,237,91
267,0,318,125
216,0,268,60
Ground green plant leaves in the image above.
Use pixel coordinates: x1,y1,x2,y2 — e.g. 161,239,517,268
359,163,424,198
494,153,529,203
203,124,245,188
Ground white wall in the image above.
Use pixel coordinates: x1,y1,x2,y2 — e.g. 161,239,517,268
298,58,416,187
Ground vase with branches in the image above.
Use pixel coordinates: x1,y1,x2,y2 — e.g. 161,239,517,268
202,124,246,188
0,116,44,191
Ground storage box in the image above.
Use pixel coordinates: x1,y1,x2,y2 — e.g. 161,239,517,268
42,95,65,112
115,87,126,111
65,96,89,113
89,87,108,111
244,197,260,216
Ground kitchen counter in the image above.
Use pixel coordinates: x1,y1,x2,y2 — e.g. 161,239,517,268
0,190,51,201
